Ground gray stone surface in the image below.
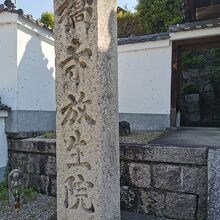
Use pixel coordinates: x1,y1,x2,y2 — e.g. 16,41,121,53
208,149,220,220
9,138,56,196
119,113,170,131
0,166,5,182
8,138,209,219
182,166,207,217
121,186,138,212
128,163,151,188
33,211,162,220
7,131,47,139
0,193,56,220
151,127,220,148
120,143,207,219
164,192,197,220
8,138,56,154
139,189,165,216
152,164,181,191
121,211,156,220
6,110,56,133
54,0,119,219
120,144,207,165
120,160,129,186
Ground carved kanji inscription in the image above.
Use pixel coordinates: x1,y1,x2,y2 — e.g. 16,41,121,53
66,130,91,170
64,174,95,213
61,92,96,126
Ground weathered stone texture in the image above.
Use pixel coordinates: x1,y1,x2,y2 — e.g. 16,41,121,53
120,160,129,186
208,149,220,220
120,143,208,220
164,192,197,220
129,163,151,188
120,186,138,212
120,144,207,165
182,166,207,216
8,138,56,154
152,164,181,191
8,138,56,196
139,189,165,216
54,0,119,219
8,138,209,219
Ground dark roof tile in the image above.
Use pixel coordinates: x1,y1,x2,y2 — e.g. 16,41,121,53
118,32,170,45
169,18,220,33
0,2,53,33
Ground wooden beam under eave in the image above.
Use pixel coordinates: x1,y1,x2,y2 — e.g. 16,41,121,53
196,4,220,20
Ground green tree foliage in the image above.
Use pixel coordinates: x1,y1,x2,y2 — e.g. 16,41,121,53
181,50,206,70
181,47,220,95
40,11,55,29
136,0,184,34
117,11,145,38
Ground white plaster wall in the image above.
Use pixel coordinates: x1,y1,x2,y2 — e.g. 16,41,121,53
0,12,55,112
118,40,172,115
0,13,18,110
17,17,55,111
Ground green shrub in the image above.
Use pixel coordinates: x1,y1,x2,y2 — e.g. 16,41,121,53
117,11,145,38
182,82,199,94
40,11,54,29
21,187,38,203
0,181,9,204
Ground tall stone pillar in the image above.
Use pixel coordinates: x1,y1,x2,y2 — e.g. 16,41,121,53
54,0,120,220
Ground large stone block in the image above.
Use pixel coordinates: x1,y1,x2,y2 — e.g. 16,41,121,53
164,192,197,220
152,164,181,191
120,144,207,165
139,189,165,217
120,160,129,186
10,152,56,176
8,138,56,154
128,163,151,188
182,166,207,217
10,152,29,173
120,186,138,212
45,155,56,176
28,174,56,196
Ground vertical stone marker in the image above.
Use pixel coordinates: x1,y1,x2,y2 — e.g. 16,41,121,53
54,0,120,220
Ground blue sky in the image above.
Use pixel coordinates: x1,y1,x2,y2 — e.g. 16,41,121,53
8,0,137,19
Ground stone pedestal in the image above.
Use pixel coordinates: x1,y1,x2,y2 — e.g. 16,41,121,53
54,0,120,220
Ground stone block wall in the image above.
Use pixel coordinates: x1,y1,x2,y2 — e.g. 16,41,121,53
120,144,208,220
8,138,208,219
8,137,56,196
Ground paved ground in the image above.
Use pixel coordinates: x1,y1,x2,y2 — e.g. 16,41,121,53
48,211,159,220
121,211,162,220
150,127,220,148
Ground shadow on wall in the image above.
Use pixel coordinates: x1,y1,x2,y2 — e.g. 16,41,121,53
6,28,56,133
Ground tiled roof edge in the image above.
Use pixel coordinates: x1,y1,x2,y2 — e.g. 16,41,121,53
169,18,220,33
0,4,53,33
118,32,170,45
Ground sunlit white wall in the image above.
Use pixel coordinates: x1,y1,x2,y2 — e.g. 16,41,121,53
118,40,172,129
